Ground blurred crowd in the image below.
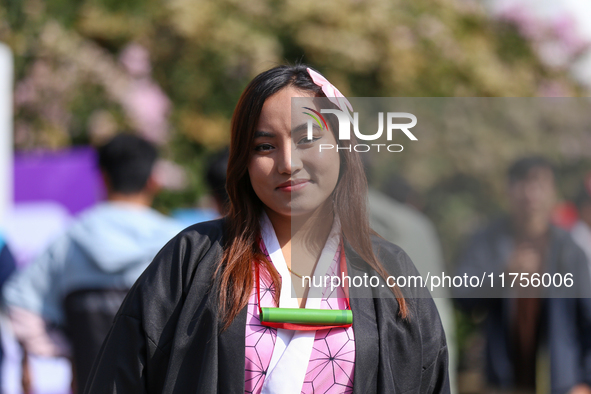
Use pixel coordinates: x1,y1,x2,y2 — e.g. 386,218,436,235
0,134,231,393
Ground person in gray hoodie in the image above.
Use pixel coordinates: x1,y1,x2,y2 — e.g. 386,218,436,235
3,134,183,391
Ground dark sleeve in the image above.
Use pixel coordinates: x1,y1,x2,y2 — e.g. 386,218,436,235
418,296,450,393
83,221,222,394
375,240,451,393
85,314,152,393
393,238,450,394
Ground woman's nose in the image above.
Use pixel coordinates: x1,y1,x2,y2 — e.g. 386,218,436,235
277,142,303,175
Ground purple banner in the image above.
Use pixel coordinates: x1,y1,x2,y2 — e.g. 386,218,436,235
14,146,105,215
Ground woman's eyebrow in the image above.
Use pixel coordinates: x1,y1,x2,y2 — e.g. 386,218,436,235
254,130,275,138
291,122,310,133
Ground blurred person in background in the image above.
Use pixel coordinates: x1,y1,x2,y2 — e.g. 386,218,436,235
571,173,591,278
454,156,591,394
380,174,423,211
205,147,230,216
0,235,16,390
2,133,183,392
171,148,230,227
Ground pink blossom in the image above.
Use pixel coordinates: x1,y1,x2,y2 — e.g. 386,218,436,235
551,13,589,56
152,159,187,190
119,43,152,78
121,80,171,145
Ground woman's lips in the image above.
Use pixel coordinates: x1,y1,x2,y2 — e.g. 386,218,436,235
276,180,309,192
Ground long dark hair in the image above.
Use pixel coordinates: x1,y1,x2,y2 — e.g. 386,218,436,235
217,64,408,331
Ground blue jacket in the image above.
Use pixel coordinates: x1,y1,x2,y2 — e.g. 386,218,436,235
3,202,183,325
455,218,591,394
0,235,16,381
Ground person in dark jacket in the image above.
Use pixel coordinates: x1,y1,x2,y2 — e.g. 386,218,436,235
85,65,450,393
455,156,591,394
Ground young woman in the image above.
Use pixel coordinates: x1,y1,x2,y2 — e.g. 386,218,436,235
84,65,449,394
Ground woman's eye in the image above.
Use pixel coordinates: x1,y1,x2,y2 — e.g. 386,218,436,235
254,143,274,152
298,136,321,145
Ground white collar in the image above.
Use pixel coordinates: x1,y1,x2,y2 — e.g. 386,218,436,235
259,211,341,394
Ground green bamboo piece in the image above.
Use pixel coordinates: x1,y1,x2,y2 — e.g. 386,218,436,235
260,307,352,325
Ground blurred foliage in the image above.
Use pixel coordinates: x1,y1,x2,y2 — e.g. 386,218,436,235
2,0,588,277
2,0,582,149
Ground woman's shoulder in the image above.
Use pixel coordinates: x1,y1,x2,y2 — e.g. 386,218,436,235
176,217,226,244
153,216,226,278
367,235,443,318
345,234,433,300
370,235,449,377
158,217,225,261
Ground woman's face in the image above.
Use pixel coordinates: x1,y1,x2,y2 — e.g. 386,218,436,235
248,86,340,221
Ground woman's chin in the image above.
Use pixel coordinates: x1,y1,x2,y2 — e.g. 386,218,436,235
263,197,334,222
